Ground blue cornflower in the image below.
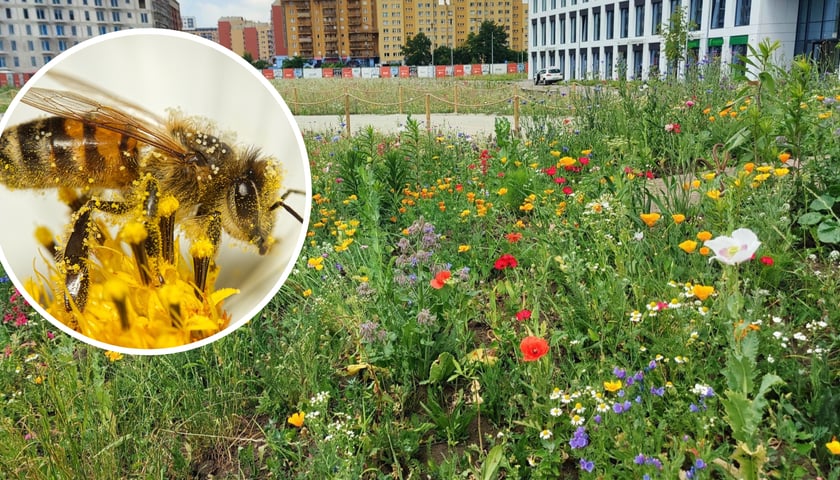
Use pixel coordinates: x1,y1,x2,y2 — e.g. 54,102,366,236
650,386,665,396
579,458,595,473
634,453,646,465
0,276,8,283
613,366,627,379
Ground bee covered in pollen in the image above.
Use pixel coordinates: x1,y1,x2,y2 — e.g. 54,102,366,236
0,82,306,350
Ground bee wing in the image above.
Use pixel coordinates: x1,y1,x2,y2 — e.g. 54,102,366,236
22,87,189,158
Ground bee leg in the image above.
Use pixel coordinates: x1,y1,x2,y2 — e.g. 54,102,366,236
157,196,180,265
62,208,94,312
190,211,222,296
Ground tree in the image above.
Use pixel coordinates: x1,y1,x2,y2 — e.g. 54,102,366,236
282,56,306,68
253,59,272,69
466,21,511,64
660,7,695,76
401,32,433,66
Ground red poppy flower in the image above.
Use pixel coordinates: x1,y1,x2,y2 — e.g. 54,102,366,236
544,165,558,176
520,336,549,362
494,253,518,270
579,157,590,166
505,232,523,243
562,186,574,195
554,176,567,184
760,256,774,266
430,270,451,289
515,309,532,321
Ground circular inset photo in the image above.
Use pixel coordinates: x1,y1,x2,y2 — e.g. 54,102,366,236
0,29,311,354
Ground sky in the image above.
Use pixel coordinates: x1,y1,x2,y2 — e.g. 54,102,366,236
179,0,271,28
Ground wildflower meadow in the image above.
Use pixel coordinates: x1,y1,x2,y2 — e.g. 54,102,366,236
1,41,840,478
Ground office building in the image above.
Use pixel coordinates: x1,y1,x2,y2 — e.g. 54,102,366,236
218,16,274,62
529,0,840,81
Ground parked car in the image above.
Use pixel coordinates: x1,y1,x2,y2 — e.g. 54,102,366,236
534,67,564,85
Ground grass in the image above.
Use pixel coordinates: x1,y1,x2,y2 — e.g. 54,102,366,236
2,48,840,479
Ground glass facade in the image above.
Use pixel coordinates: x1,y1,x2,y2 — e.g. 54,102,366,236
795,0,840,72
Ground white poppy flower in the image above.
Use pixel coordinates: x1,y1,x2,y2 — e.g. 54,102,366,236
704,228,761,265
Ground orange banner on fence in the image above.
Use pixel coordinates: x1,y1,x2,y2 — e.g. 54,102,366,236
380,66,392,78
323,68,334,78
435,65,446,77
471,64,483,75
507,63,518,74
262,69,275,79
342,67,354,78
399,66,410,78
454,65,465,76
283,68,295,79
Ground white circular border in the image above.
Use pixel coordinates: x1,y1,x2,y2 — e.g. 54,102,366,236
0,29,312,355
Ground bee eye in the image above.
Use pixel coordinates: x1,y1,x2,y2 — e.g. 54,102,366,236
233,179,259,223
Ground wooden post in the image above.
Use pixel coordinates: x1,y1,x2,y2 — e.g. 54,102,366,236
454,84,458,114
344,88,351,137
513,94,520,135
399,85,403,115
425,93,431,132
293,86,299,115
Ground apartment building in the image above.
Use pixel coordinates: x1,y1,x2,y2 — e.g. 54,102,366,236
379,0,529,65
529,0,840,81
218,16,274,61
0,0,181,73
273,0,377,62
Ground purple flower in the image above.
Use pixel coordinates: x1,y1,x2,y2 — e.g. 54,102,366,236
579,458,595,473
613,367,626,379
613,403,625,414
569,427,589,449
647,457,663,470
634,453,646,465
593,414,602,424
650,386,665,396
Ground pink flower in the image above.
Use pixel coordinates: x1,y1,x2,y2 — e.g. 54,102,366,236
760,256,774,266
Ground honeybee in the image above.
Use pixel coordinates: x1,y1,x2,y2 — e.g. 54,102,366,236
0,85,304,315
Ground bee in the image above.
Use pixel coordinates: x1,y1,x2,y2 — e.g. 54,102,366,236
0,85,304,314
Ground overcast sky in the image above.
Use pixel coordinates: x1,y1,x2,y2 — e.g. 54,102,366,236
179,0,271,28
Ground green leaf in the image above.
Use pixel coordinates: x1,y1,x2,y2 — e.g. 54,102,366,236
817,220,840,244
809,195,835,211
797,212,824,226
482,444,505,480
426,352,456,384
724,354,755,395
722,391,760,445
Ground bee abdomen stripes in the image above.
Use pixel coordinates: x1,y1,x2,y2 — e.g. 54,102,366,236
0,117,139,189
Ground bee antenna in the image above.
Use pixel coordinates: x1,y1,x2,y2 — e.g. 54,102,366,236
270,200,304,223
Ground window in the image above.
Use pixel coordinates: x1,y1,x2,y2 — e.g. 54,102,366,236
95,10,103,20
620,6,628,38
735,0,750,26
10,40,15,51
550,17,556,44
560,17,566,43
38,23,48,35
58,39,67,50
110,0,117,6
41,39,50,50
689,0,702,30
635,4,645,36
709,0,724,28
651,2,662,34
581,14,588,42
36,7,45,18
27,40,34,50
111,10,119,21
53,8,61,19
606,9,614,39
55,24,64,35
99,25,107,34
593,11,600,40
4,7,9,18
23,8,28,18
570,16,576,42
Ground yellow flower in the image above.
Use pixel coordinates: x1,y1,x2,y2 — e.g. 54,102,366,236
604,380,623,392
774,168,789,177
497,187,508,195
697,231,713,242
640,213,661,228
679,240,698,253
672,214,686,224
702,172,716,181
558,156,577,167
706,189,722,200
458,245,471,253
105,351,124,362
581,149,592,155
307,257,325,271
287,411,305,428
460,209,472,217
827,436,840,455
692,285,715,301
302,289,313,298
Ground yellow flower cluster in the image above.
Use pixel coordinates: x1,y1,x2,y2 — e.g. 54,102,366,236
27,222,237,350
